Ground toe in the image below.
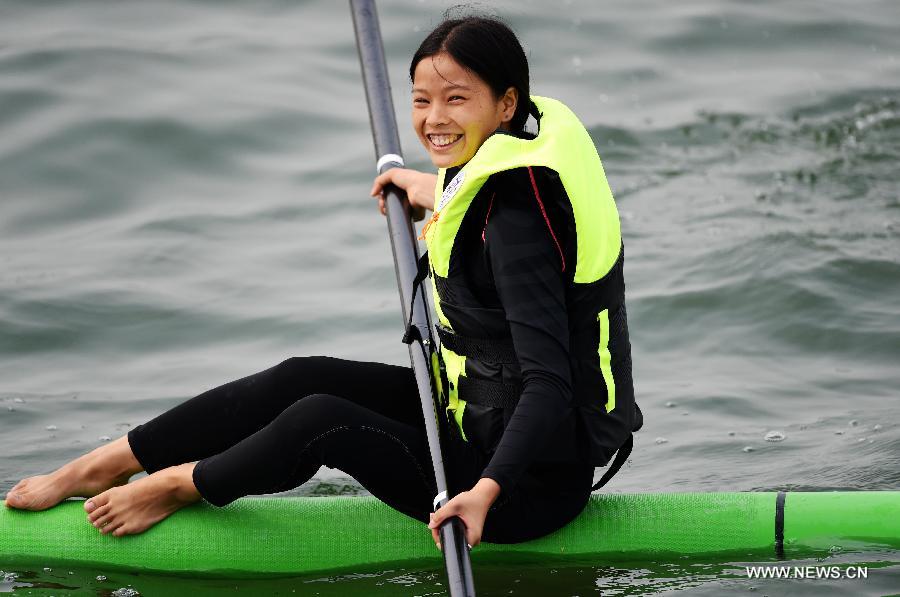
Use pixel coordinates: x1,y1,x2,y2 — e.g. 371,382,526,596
94,512,116,530
6,491,32,509
112,524,130,537
84,491,111,513
88,504,112,524
101,520,123,535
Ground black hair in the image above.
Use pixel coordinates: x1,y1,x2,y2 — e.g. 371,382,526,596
410,14,532,133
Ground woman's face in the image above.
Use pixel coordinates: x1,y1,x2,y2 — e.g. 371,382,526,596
412,52,517,169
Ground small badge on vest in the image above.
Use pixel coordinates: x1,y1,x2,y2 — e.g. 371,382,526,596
437,170,466,212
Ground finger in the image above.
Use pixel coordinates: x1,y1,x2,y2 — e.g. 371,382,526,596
429,503,456,528
370,173,389,197
372,169,396,191
465,525,482,548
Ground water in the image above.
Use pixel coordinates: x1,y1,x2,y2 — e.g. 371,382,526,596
1,0,898,594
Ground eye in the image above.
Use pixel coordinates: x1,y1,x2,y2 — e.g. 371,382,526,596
448,95,465,102
413,97,429,106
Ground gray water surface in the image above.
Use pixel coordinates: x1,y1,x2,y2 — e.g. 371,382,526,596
1,0,898,595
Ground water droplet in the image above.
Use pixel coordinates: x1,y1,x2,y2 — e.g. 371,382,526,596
68,571,74,575
665,401,677,408
743,446,755,453
835,430,844,435
43,567,52,572
46,425,57,431
654,437,668,445
98,436,111,442
13,398,23,403
873,424,883,431
764,431,785,442
96,575,107,581
727,431,736,436
830,545,843,553
849,420,858,427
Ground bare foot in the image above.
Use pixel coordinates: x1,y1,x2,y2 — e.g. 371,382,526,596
84,462,200,537
4,436,142,511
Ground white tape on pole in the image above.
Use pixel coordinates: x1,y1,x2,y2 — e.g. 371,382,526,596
376,153,405,172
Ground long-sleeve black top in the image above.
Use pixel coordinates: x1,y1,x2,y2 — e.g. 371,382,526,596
441,164,588,496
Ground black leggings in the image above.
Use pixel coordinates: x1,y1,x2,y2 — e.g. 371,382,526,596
127,356,593,543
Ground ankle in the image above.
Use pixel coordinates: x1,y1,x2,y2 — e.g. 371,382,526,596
76,438,142,481
102,436,143,477
169,463,201,503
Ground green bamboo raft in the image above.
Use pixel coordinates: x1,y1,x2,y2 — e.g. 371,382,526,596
2,492,898,577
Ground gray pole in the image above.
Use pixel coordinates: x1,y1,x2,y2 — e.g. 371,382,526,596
349,1,476,595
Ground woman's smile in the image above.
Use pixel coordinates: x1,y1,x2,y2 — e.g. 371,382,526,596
427,133,463,150
411,52,515,168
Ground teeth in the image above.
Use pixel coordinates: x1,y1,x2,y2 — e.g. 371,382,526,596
429,134,461,147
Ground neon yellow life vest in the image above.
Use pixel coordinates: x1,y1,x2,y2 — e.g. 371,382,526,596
423,96,638,466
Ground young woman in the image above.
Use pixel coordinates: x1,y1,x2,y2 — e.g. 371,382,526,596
4,16,638,550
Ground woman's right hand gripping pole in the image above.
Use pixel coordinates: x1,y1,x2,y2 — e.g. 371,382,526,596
370,168,437,222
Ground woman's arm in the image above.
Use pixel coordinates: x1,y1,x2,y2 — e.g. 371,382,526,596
478,169,573,495
428,477,500,549
370,168,437,220
429,168,573,549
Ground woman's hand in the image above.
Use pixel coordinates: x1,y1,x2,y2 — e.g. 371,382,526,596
370,168,437,221
428,477,501,550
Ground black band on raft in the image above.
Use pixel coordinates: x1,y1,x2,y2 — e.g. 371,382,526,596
775,491,786,559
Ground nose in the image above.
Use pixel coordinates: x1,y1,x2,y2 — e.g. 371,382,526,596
426,102,448,128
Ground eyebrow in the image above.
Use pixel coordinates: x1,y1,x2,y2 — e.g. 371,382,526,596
411,84,473,93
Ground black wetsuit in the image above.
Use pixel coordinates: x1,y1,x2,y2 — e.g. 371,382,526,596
127,166,595,544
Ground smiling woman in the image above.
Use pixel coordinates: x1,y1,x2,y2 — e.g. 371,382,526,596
5,12,638,554
409,32,521,167
372,14,641,549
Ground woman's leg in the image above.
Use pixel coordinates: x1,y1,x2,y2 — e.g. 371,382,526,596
127,356,420,474
481,462,595,544
84,393,437,536
4,435,142,511
5,356,418,511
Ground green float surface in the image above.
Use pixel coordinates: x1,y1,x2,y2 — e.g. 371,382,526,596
2,492,898,576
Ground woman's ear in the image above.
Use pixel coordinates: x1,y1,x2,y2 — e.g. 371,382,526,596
500,86,519,123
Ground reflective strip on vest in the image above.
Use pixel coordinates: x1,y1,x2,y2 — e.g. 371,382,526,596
443,348,467,441
597,309,616,413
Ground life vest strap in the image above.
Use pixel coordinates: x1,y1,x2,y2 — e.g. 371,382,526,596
401,251,432,346
591,434,633,492
457,376,521,409
435,325,518,364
